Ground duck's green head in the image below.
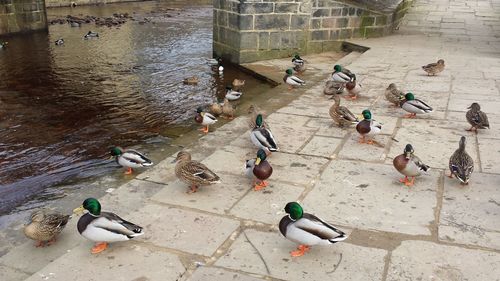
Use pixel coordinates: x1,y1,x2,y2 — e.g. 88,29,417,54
74,198,101,216
404,144,414,158
196,107,203,114
333,65,342,72
226,85,232,91
362,109,372,120
294,54,301,60
285,68,293,75
110,147,123,157
255,114,263,127
284,202,303,220
255,148,267,165
405,93,415,101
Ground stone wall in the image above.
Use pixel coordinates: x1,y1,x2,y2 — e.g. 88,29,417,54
45,0,139,8
213,0,414,63
0,0,48,35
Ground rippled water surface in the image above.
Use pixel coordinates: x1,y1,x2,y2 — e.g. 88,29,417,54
0,1,271,216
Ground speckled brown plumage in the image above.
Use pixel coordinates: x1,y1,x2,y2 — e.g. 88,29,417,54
329,95,358,127
174,151,220,190
385,83,404,106
422,59,445,76
24,210,70,246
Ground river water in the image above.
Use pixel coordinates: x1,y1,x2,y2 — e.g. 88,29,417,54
0,0,272,225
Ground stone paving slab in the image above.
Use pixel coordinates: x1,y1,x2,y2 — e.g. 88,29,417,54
215,229,386,281
127,204,240,257
338,134,391,162
0,265,29,281
303,160,438,236
387,241,500,281
298,135,342,157
188,267,266,281
478,138,500,174
24,243,185,281
439,172,500,250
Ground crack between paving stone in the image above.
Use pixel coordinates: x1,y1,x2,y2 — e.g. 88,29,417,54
431,170,445,241
242,230,271,275
381,250,393,281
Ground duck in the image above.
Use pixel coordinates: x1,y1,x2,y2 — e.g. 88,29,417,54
110,146,153,175
466,102,489,133
54,38,65,45
250,114,279,154
84,31,99,39
329,94,359,127
449,136,474,185
183,76,199,85
422,59,445,76
331,64,355,84
393,144,430,187
0,42,8,49
195,107,217,133
225,86,243,101
245,149,273,191
222,98,235,119
248,105,270,129
24,210,70,247
73,198,143,254
323,80,344,96
356,109,382,144
400,92,433,118
70,21,80,27
173,151,220,193
232,79,245,91
345,76,361,100
385,83,404,107
283,68,305,89
292,54,305,72
279,202,347,257
208,101,223,116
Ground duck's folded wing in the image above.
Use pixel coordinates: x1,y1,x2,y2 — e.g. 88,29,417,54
45,213,70,228
253,128,277,149
408,99,433,111
423,62,437,69
205,112,217,121
187,161,220,181
296,214,347,241
123,150,153,164
338,107,358,122
290,76,305,84
95,212,143,236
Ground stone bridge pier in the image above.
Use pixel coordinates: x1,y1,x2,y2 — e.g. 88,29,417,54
213,0,414,63
0,0,47,35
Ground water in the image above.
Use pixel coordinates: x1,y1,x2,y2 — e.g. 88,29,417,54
0,0,272,219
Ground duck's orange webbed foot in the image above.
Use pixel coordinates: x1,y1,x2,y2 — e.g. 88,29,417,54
403,113,416,118
187,185,198,194
290,244,310,257
124,167,133,175
91,242,108,254
35,241,45,248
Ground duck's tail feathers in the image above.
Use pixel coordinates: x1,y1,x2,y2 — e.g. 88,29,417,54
127,232,144,239
269,147,279,152
329,233,348,243
142,162,154,167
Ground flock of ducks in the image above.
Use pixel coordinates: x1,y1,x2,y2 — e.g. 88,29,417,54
22,55,491,258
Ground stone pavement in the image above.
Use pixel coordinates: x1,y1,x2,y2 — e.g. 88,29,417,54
2,0,500,280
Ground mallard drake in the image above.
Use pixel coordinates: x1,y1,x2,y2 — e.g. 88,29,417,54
283,68,305,90
55,39,65,46
331,64,355,84
466,102,489,133
225,86,243,101
84,31,99,39
345,77,361,100
356,109,382,144
292,54,306,72
279,202,347,257
222,98,235,119
232,79,245,91
208,101,223,116
385,83,404,107
24,210,70,247
449,136,474,185
173,151,220,193
183,76,199,85
393,144,430,186
324,80,344,96
245,149,273,191
250,114,279,154
400,92,433,118
248,105,270,129
110,146,153,175
422,59,445,76
329,94,359,127
195,107,217,133
73,198,143,254
0,42,8,49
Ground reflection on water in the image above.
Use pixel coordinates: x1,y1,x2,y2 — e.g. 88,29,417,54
0,1,270,215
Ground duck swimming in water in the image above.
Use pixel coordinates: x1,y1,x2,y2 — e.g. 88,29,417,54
84,31,99,39
55,39,65,45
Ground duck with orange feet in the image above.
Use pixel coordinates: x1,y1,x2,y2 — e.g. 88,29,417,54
245,149,273,191
73,198,143,254
174,151,220,193
393,144,430,187
356,109,382,144
24,210,70,247
195,107,217,133
110,146,153,175
345,74,361,100
284,68,305,90
279,202,347,257
400,93,433,118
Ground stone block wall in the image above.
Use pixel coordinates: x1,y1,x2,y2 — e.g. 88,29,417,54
0,0,48,35
214,0,414,63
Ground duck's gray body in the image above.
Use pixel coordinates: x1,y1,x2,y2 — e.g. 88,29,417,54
279,213,347,246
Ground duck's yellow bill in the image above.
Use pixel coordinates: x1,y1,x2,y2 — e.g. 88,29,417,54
255,157,261,166
73,205,85,215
